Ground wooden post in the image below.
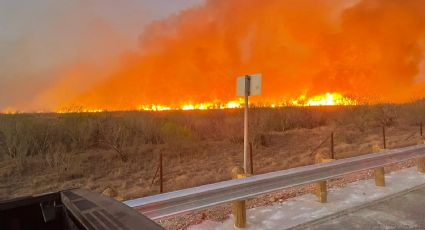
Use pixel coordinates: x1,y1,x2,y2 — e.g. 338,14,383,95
330,132,334,159
249,142,254,175
417,157,425,173
231,167,246,228
382,126,386,149
316,181,327,203
374,167,385,187
373,145,385,187
314,155,335,203
159,152,163,193
420,122,423,137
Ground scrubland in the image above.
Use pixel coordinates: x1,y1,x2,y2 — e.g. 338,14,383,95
1,101,425,201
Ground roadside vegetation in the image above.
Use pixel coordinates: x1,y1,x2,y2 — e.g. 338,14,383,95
1,100,425,201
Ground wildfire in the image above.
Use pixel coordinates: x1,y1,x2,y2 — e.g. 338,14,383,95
0,108,19,115
49,93,356,113
138,92,357,111
55,106,105,114
138,99,244,111
138,104,172,111
291,93,357,107
15,0,424,113
0,0,422,114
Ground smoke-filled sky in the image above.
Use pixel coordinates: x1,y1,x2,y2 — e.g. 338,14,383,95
0,0,203,110
2,0,425,111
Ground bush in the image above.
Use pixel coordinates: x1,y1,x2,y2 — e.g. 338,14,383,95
161,121,192,143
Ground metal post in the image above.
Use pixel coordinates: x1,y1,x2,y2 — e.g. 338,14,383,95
382,126,386,149
243,76,251,172
330,132,334,159
418,124,425,169
159,152,163,193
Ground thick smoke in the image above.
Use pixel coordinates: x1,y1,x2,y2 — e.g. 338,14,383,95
0,0,202,112
35,0,425,110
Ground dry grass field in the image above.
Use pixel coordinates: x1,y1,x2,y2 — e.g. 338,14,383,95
1,101,425,202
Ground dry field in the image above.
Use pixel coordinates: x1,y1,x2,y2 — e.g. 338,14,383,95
1,102,425,202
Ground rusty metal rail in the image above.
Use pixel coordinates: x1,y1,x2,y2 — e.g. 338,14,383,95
124,144,425,220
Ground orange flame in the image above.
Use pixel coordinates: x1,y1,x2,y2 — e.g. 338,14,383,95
291,92,357,107
0,108,19,115
51,93,356,113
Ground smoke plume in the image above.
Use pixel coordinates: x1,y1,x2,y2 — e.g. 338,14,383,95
33,0,425,110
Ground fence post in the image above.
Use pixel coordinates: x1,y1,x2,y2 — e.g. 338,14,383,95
420,122,423,137
231,167,247,228
330,132,334,159
249,142,254,175
314,154,335,203
160,152,163,193
382,125,386,149
372,145,385,187
417,129,425,173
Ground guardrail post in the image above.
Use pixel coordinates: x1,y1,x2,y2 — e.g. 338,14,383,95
372,145,385,187
231,167,247,228
314,154,335,203
316,180,327,203
417,157,425,173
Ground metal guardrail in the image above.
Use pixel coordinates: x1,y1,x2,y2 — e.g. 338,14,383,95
124,144,425,219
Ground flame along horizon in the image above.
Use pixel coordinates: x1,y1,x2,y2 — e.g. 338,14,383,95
0,92,357,114
52,92,356,113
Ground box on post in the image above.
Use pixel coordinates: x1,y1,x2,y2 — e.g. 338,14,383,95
237,74,262,97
